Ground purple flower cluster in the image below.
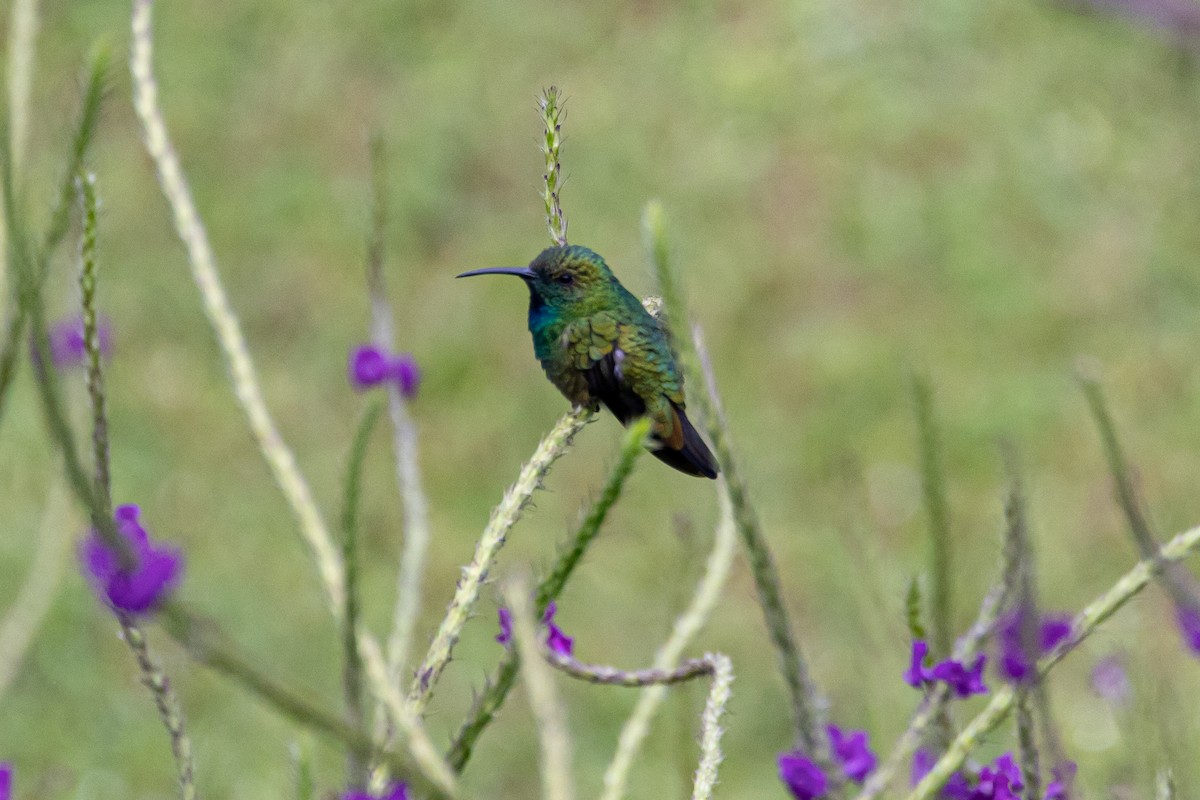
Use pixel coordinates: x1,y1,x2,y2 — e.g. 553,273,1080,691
1174,604,1200,654
45,315,113,370
0,763,10,800
912,750,1075,800
777,724,877,799
80,504,183,614
496,601,573,656
904,640,988,698
348,344,420,397
341,782,407,800
1090,654,1131,705
996,610,1071,684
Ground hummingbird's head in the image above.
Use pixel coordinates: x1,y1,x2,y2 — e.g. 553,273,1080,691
457,245,617,314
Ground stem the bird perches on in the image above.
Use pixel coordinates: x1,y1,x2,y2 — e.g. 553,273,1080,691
540,87,568,246
643,201,828,762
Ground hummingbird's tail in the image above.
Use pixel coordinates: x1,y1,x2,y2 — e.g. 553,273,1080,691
652,404,719,479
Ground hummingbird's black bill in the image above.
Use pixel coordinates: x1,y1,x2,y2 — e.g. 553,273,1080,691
456,267,536,280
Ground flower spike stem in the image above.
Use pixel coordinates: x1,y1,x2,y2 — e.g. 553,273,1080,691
539,86,568,246
130,0,346,621
911,375,953,662
905,523,1200,800
0,0,40,309
643,200,828,761
406,407,592,716
444,417,645,773
601,481,737,800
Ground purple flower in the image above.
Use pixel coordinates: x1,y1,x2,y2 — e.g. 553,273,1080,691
1077,0,1200,38
904,639,932,687
827,725,876,782
974,753,1023,800
348,344,421,398
911,749,935,786
931,654,988,698
495,602,573,656
341,783,407,800
778,751,827,800
1044,761,1076,800
47,315,113,369
0,762,10,800
1091,654,1131,705
80,504,183,614
495,607,513,646
997,611,1072,683
1174,604,1200,654
542,601,574,656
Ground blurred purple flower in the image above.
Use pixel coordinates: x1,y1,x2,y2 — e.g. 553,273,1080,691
1075,0,1200,38
80,504,182,614
495,602,573,656
778,751,827,800
1044,760,1077,800
341,782,407,800
974,753,1024,800
1090,654,1131,705
904,639,932,687
997,610,1072,683
932,654,989,698
348,344,421,398
0,762,10,800
1174,604,1200,654
827,724,876,782
47,315,113,369
495,607,513,646
543,601,574,656
911,749,935,786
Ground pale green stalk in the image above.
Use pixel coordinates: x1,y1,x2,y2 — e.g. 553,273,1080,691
539,87,568,246
906,523,1200,800
0,0,39,308
0,474,72,703
507,578,574,800
601,481,737,800
406,408,591,714
691,653,734,800
545,650,724,687
129,0,345,620
359,635,460,798
911,375,952,661
1157,769,1176,800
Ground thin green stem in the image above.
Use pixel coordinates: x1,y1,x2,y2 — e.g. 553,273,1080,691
911,374,952,661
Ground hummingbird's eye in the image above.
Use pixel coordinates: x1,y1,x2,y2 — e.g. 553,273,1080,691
557,273,575,286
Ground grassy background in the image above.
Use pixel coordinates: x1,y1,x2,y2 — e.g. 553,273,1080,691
3,0,1200,797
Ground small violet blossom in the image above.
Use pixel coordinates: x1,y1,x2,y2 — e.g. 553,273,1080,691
1044,761,1076,800
47,315,113,369
910,748,972,796
495,601,573,656
80,504,183,614
778,751,827,800
904,639,988,697
341,782,407,800
1174,604,1200,654
826,724,876,783
348,344,420,398
997,610,1072,683
0,762,10,800
1090,654,1131,705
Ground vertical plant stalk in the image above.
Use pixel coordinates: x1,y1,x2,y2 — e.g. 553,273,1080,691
691,652,734,800
505,578,574,800
0,474,72,702
644,200,827,759
601,481,737,800
359,635,460,798
905,523,1200,800
539,87,568,246
1077,365,1200,613
78,173,198,800
0,0,39,308
911,375,953,661
129,0,345,621
406,408,591,716
362,137,432,687
342,401,382,789
444,418,645,773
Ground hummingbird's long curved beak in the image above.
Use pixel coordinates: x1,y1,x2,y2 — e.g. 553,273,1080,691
456,267,536,280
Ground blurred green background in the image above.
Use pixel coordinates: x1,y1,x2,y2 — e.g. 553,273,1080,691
2,0,1200,797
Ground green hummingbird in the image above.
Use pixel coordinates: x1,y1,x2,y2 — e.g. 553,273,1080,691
458,244,719,479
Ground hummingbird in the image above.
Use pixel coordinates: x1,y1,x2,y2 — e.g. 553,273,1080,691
458,244,719,479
